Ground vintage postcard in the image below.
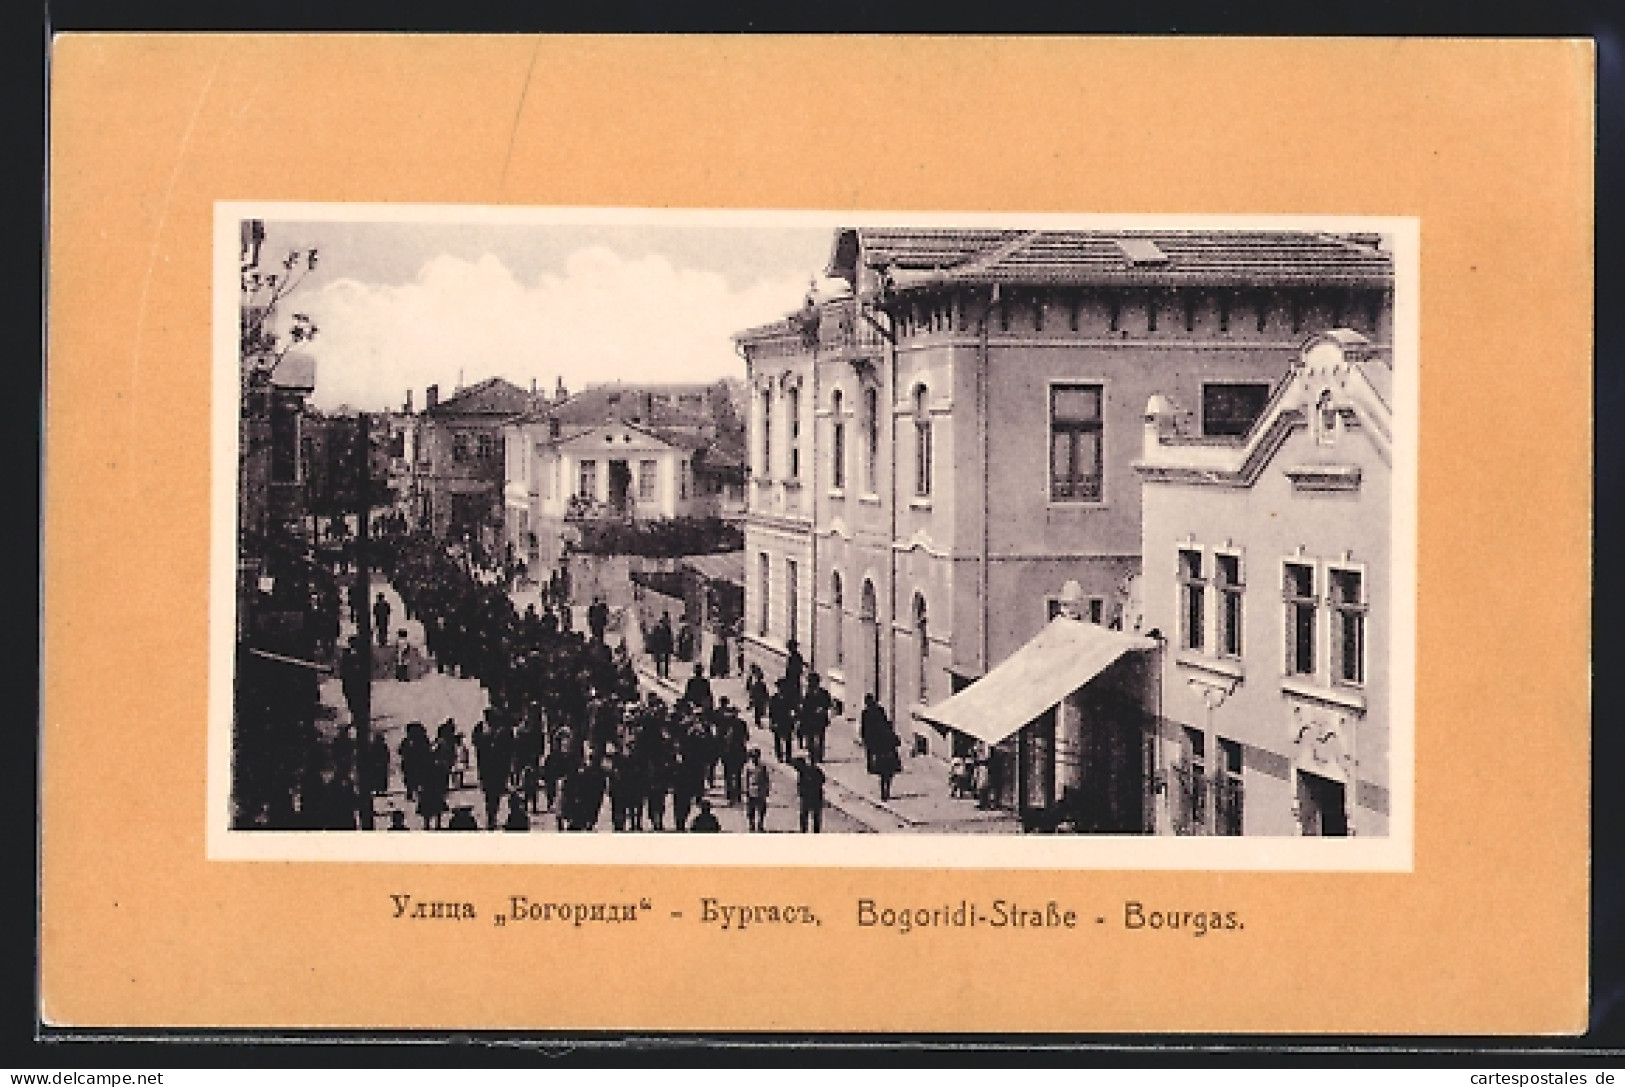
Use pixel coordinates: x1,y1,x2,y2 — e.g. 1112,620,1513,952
44,36,1591,1033
210,205,1417,873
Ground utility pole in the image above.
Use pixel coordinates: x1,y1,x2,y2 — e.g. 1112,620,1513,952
354,411,375,830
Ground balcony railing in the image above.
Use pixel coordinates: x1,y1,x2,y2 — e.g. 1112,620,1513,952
818,298,884,359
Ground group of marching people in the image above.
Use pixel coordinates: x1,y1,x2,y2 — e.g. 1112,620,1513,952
370,535,769,833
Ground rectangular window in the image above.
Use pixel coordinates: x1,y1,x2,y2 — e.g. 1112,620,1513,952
1216,737,1244,836
786,559,799,645
678,460,690,500
1284,562,1316,676
1179,549,1205,651
760,390,773,478
758,553,770,637
638,459,658,502
476,433,496,460
453,432,470,463
788,388,801,480
1216,553,1244,658
832,417,846,490
1202,383,1272,438
1050,384,1104,502
578,459,597,500
1330,568,1366,685
864,387,879,494
915,418,933,497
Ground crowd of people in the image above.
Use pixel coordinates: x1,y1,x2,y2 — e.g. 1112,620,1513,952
243,517,926,833
356,535,865,834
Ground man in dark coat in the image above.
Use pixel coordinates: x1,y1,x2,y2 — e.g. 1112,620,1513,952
683,663,714,714
649,613,673,679
793,756,826,834
860,694,903,801
768,686,795,763
587,596,610,643
372,592,392,648
782,639,806,703
718,701,749,805
339,635,369,730
799,673,832,763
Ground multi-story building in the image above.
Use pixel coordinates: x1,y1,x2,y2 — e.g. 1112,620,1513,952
738,227,1394,789
502,381,747,573
1135,328,1394,836
413,377,534,553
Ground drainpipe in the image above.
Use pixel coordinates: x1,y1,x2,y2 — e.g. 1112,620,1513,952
887,304,900,727
808,326,819,672
976,284,1001,675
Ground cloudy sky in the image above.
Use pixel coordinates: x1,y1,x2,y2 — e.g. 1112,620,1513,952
251,218,834,412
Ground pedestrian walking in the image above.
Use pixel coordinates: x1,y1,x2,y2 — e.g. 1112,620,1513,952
746,664,769,729
793,756,826,833
782,639,805,702
744,748,771,832
768,686,795,763
502,791,530,831
394,628,411,682
860,693,902,800
689,798,721,833
683,663,714,714
719,704,748,805
372,592,392,648
649,612,673,680
799,673,831,763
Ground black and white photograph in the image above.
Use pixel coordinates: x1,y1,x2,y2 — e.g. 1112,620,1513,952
212,206,1416,867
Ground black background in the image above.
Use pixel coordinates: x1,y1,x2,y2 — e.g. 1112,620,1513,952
15,0,1622,1067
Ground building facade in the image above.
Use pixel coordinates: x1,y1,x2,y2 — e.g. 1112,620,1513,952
738,227,1395,780
1136,328,1393,836
413,377,534,553
502,381,747,573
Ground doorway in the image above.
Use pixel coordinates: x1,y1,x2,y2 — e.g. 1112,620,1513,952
608,460,631,511
1296,769,1349,836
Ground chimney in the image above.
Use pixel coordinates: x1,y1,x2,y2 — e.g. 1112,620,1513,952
404,389,414,414
426,384,439,410
554,376,567,402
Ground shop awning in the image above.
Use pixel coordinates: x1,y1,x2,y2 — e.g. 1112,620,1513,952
682,552,745,586
918,618,1155,745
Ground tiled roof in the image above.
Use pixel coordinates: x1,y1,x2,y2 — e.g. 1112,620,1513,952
829,228,1394,289
548,382,717,428
428,376,533,416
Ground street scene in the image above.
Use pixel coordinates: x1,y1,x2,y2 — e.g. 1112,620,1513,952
230,213,1401,838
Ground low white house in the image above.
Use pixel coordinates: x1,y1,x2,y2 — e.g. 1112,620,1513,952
504,418,710,571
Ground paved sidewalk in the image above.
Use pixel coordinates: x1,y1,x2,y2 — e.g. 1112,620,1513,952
633,649,1019,835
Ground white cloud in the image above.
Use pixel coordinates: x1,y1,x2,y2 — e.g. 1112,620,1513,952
295,247,807,411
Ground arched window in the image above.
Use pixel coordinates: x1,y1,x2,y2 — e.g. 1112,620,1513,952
912,384,932,498
830,389,846,490
914,593,930,703
831,571,844,666
757,552,770,636
863,385,880,494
